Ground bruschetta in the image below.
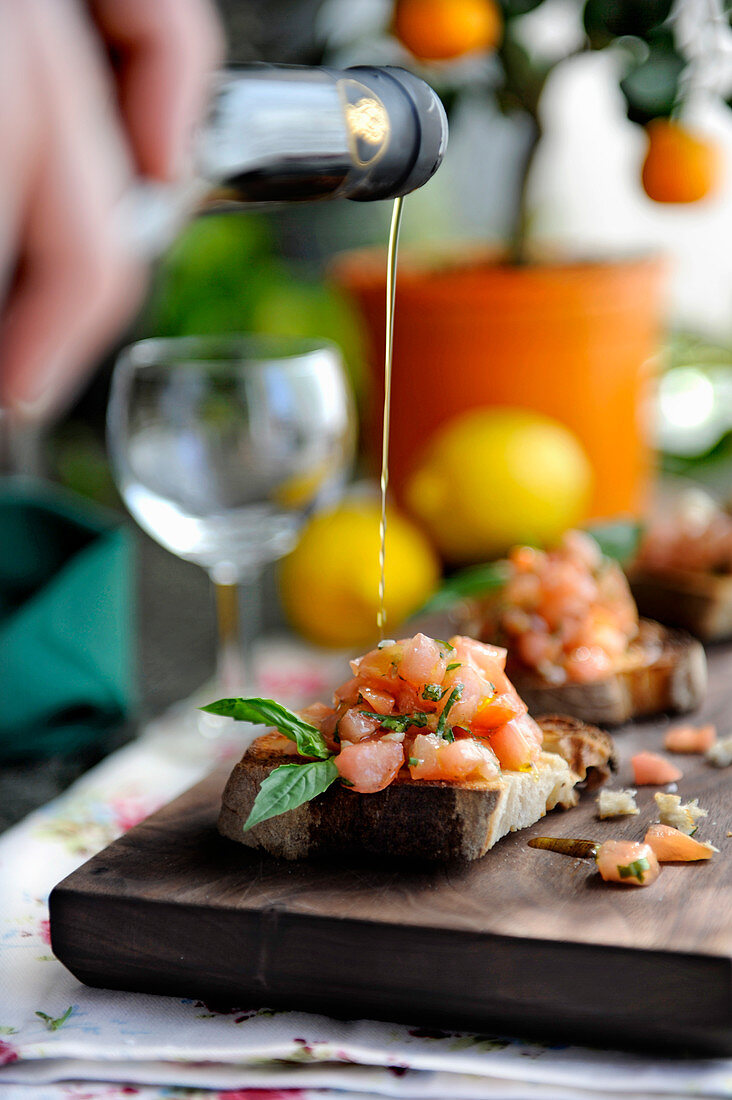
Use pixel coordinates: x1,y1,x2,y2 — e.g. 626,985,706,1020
207,633,615,862
458,531,707,726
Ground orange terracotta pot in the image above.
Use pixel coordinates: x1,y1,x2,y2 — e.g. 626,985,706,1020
332,252,666,520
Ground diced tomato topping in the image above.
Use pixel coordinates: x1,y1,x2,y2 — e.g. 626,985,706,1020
358,685,396,714
663,724,717,754
472,691,523,732
484,713,541,771
299,701,336,726
409,733,500,782
333,676,361,705
449,635,511,693
436,664,491,728
596,840,660,886
398,633,447,689
631,752,683,786
351,642,403,683
335,738,404,793
338,707,381,744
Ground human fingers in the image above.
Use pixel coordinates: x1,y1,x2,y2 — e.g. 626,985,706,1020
89,0,224,181
0,0,146,418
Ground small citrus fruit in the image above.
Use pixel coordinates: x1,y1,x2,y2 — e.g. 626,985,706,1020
394,0,502,61
404,408,593,563
279,499,440,648
641,119,722,204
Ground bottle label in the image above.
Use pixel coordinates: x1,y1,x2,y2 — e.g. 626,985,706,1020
337,79,390,169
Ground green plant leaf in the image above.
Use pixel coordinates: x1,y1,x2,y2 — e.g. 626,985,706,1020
583,0,673,48
420,561,510,613
498,0,544,17
243,759,340,831
619,30,685,124
200,697,331,760
584,520,644,564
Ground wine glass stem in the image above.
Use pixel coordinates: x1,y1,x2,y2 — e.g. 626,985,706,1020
213,570,260,695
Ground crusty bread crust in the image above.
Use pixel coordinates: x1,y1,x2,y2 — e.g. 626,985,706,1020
217,720,608,862
505,620,707,727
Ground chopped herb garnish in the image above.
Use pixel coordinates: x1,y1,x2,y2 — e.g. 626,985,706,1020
408,757,419,767
617,857,651,883
446,661,462,671
435,639,455,654
443,728,455,743
360,711,429,733
436,684,463,739
422,683,446,702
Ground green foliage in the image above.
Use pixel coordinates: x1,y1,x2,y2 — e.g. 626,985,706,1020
140,213,366,399
497,0,544,17
619,30,686,124
583,0,673,48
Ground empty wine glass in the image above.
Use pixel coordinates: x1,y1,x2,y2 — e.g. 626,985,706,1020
107,334,356,714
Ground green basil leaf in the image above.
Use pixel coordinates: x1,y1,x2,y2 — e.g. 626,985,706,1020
422,683,446,702
244,759,340,831
200,697,331,760
420,562,510,613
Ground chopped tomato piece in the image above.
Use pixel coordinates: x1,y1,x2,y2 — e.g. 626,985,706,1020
350,642,403,688
663,724,717,754
335,738,404,793
484,713,541,771
398,633,447,689
596,839,660,886
333,676,361,705
472,691,523,732
299,701,336,726
409,733,500,782
359,685,396,714
631,752,683,786
644,823,716,861
449,635,511,693
338,707,381,744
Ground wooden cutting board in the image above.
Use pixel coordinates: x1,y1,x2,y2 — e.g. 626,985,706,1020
50,648,732,1055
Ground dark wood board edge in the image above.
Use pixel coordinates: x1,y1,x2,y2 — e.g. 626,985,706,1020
50,882,732,1056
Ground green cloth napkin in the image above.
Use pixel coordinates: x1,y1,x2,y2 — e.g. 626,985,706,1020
0,478,136,762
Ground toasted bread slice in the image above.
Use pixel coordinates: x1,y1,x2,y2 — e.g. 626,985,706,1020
629,567,732,643
218,717,614,862
506,620,707,727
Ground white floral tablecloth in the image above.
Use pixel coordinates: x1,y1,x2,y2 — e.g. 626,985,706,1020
1,640,731,1100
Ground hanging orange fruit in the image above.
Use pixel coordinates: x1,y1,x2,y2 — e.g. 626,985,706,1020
393,0,502,61
641,118,722,204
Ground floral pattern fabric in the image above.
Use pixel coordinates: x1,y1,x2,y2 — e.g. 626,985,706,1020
1,645,731,1100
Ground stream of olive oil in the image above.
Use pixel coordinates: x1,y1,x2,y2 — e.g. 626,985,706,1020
377,196,404,639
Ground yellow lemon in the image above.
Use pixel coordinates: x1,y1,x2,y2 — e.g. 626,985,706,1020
279,499,440,648
405,408,593,563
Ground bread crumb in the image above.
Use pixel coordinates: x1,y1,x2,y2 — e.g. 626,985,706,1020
654,792,708,836
706,735,732,768
596,788,639,819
